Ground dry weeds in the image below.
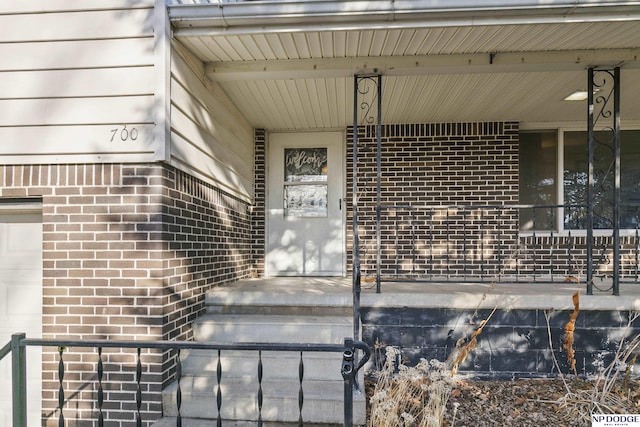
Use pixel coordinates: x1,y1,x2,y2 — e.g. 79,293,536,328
449,307,497,376
562,291,580,377
555,311,640,423
368,347,454,427
367,301,640,426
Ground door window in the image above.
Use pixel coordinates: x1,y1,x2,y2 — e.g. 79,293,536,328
284,148,328,218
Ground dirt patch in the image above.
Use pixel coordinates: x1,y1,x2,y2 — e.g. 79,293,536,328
444,378,590,427
366,377,640,427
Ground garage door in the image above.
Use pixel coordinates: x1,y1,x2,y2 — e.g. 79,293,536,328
0,206,42,427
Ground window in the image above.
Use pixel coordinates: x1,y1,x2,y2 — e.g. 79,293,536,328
620,130,640,228
519,131,557,230
563,131,588,229
519,129,640,231
283,147,328,217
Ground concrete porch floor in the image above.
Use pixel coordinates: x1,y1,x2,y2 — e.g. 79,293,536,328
210,276,640,311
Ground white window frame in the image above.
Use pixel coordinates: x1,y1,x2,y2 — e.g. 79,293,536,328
519,123,640,237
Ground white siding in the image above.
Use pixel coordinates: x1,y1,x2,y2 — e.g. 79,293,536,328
170,42,254,201
0,1,158,164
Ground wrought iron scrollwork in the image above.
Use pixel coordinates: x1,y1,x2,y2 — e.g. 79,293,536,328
355,76,380,126
590,69,618,229
587,67,620,295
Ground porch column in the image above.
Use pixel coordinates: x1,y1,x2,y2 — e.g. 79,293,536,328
587,67,621,295
351,74,382,341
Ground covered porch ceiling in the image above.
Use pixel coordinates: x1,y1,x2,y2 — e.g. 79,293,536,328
168,0,640,131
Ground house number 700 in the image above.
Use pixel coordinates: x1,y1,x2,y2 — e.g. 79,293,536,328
110,125,138,142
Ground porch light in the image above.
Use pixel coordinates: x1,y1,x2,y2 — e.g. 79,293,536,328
563,90,589,101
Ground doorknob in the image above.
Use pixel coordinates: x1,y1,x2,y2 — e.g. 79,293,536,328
339,198,342,210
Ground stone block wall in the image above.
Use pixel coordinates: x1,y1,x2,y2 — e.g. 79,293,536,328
362,306,640,378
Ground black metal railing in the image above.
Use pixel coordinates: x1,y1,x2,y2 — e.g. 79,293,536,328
370,203,640,292
2,334,370,427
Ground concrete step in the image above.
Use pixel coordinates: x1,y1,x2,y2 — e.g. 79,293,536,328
204,279,353,317
206,302,352,316
193,314,353,344
163,283,365,425
161,378,365,424
180,349,345,381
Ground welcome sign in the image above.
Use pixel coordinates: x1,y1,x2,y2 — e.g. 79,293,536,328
284,148,327,182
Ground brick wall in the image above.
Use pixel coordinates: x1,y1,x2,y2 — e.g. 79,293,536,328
346,122,520,279
343,122,639,282
0,163,252,426
251,129,266,277
516,234,640,281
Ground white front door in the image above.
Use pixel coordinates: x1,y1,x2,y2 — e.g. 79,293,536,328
267,131,345,276
0,208,42,427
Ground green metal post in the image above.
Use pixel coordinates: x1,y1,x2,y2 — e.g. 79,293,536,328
11,333,27,427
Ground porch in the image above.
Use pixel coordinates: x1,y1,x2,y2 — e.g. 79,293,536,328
211,276,640,313
5,277,639,426
212,276,640,378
